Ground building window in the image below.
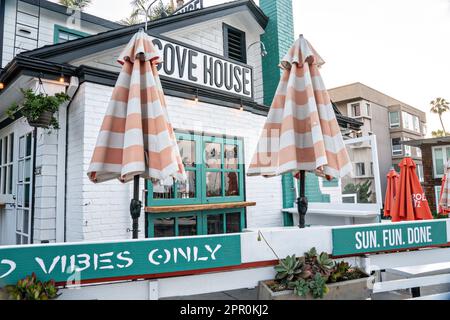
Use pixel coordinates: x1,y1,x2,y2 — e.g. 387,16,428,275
389,112,400,128
0,133,14,196
404,138,412,156
366,103,371,117
355,163,366,177
54,25,89,44
223,24,246,63
391,138,403,156
370,162,374,176
402,112,421,133
435,186,442,212
432,145,450,178
416,164,424,183
416,147,422,158
351,103,361,117
147,132,245,238
148,209,245,238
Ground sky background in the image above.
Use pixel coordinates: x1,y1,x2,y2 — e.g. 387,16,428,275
55,0,450,136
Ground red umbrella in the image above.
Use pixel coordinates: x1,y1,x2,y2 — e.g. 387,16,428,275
384,168,400,218
392,158,433,222
438,161,450,216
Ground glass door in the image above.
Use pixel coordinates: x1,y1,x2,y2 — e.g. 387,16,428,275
15,131,33,245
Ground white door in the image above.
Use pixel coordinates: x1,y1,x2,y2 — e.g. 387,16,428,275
0,119,33,245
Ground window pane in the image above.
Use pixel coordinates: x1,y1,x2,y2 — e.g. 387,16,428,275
22,236,28,244
26,134,32,157
18,161,24,183
226,212,241,233
2,167,7,194
152,182,175,199
25,159,31,182
3,136,7,164
225,172,239,196
177,171,196,199
225,144,239,169
23,210,29,236
206,172,222,197
16,209,23,233
178,139,196,168
434,148,444,175
207,214,224,235
178,216,197,237
19,136,25,158
8,164,13,194
16,234,21,245
205,143,222,169
24,184,30,208
9,133,14,163
154,218,175,238
17,185,24,207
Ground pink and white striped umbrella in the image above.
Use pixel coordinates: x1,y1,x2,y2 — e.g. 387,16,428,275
439,160,450,215
88,30,186,184
247,35,352,179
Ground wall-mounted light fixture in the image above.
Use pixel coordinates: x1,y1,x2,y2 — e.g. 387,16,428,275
194,89,199,103
0,82,4,90
247,41,268,57
59,67,65,84
240,100,244,111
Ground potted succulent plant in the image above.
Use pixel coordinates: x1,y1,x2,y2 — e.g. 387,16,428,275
258,248,374,300
7,88,70,130
4,272,60,300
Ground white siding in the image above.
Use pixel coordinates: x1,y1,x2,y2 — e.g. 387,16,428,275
66,82,281,242
2,0,113,68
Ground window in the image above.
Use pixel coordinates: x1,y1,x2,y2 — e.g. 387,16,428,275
402,112,421,133
351,103,361,117
391,138,403,156
16,132,33,245
389,112,400,128
148,209,244,238
366,103,371,117
223,24,246,63
416,147,422,158
54,25,89,44
355,163,366,177
0,133,14,197
370,162,374,176
147,132,245,238
416,164,424,183
404,138,412,157
432,145,450,178
435,186,442,212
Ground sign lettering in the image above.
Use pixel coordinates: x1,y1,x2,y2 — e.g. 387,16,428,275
173,0,203,15
150,36,253,99
332,221,448,256
0,235,241,287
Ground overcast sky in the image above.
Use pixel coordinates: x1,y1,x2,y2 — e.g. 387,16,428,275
56,0,450,135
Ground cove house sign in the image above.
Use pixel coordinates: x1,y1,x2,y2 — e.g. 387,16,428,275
150,34,254,100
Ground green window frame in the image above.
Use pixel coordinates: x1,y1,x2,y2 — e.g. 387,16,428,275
147,208,245,238
53,24,90,44
146,132,245,206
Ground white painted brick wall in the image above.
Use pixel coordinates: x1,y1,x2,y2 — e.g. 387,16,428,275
2,0,112,68
66,82,282,242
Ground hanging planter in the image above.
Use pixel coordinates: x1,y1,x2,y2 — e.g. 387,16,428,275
7,88,70,130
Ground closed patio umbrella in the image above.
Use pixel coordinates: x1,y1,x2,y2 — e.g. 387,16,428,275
391,157,432,222
87,29,186,238
384,168,400,218
438,160,450,216
247,35,352,228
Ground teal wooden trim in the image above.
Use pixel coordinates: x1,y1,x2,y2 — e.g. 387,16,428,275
323,178,339,188
281,173,295,208
53,24,90,44
283,211,294,227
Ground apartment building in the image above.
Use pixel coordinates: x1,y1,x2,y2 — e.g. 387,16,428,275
329,82,427,197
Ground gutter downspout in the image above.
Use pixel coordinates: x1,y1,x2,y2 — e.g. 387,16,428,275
0,0,6,71
56,76,79,243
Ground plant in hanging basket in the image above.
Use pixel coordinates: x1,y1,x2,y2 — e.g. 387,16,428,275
7,88,70,130
4,272,60,300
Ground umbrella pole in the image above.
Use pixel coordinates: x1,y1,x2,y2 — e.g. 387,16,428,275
297,170,308,229
130,175,142,239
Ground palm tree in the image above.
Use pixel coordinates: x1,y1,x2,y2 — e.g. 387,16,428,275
430,98,450,135
59,0,93,11
120,0,174,26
